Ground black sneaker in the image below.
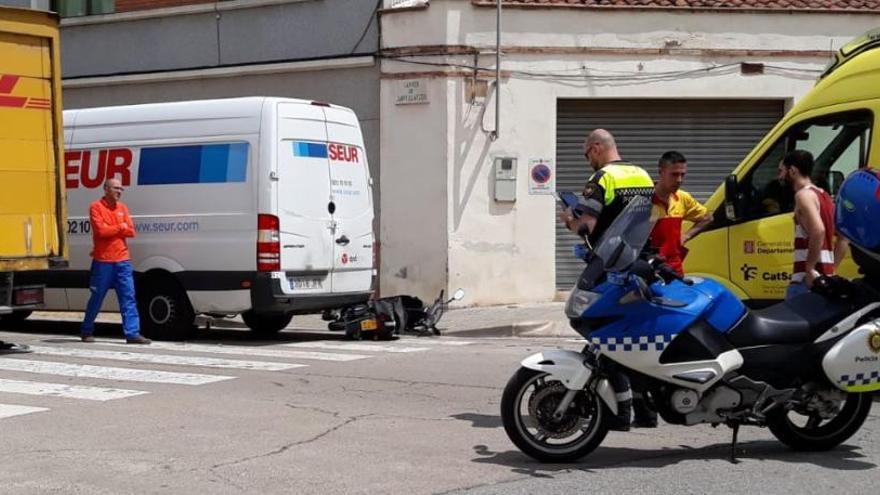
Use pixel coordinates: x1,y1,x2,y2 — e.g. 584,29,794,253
126,335,152,345
81,335,95,343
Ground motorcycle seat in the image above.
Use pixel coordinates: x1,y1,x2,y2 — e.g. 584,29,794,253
726,291,852,347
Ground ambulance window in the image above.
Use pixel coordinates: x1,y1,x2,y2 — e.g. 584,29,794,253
788,110,872,197
739,110,873,221
826,127,870,195
740,139,790,221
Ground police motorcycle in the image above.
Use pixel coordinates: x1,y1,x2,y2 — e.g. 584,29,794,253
501,170,880,463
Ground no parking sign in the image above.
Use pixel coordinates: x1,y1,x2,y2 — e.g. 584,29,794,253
528,158,554,195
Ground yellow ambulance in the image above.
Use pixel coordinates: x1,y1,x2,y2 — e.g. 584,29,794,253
684,28,880,306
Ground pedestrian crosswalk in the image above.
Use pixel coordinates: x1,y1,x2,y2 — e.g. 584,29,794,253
0,335,475,421
0,358,235,385
27,346,309,371
0,403,49,419
0,378,146,401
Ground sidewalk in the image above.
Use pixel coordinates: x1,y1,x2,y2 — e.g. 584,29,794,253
437,302,577,338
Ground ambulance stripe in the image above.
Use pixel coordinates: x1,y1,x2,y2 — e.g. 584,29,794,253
0,378,146,401
0,404,48,419
0,358,234,385
27,346,305,371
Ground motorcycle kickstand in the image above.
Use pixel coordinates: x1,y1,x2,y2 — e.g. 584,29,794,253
729,422,741,464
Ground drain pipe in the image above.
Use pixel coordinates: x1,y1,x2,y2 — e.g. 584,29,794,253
491,0,501,141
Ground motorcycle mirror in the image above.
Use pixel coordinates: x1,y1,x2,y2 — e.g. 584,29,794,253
452,288,465,301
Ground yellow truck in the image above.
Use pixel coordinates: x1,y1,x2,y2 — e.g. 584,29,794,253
685,28,879,306
0,6,67,327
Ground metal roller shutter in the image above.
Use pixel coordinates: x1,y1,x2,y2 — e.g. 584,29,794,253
555,99,784,289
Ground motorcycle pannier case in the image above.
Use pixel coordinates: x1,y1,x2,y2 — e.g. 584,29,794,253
822,319,880,393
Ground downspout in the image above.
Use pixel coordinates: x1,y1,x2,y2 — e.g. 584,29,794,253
491,0,501,141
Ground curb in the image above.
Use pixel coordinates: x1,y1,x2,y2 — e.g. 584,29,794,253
443,320,578,338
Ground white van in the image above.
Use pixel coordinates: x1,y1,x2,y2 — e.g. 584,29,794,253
20,97,375,339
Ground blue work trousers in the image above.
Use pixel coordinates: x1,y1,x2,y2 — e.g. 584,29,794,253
81,260,141,339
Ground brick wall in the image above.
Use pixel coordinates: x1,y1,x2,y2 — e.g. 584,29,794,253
116,0,217,12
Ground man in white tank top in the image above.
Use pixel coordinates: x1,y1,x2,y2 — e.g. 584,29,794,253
779,151,848,300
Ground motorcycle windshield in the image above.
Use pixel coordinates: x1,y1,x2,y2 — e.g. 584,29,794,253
591,195,655,273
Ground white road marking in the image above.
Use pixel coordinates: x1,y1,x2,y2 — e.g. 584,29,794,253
28,346,306,372
0,359,234,385
282,341,429,353
0,378,146,401
95,341,370,362
0,404,49,419
394,338,474,346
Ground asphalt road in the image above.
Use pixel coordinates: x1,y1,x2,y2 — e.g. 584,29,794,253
0,316,876,494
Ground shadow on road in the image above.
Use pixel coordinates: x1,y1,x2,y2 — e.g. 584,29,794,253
451,413,504,429
450,413,876,475
467,440,876,476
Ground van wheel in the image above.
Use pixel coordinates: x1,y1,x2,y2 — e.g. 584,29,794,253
137,276,195,341
242,311,293,337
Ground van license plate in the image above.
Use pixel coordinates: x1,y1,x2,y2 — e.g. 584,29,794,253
289,277,323,290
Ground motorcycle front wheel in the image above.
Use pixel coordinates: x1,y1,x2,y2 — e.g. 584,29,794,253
501,367,609,463
767,389,873,451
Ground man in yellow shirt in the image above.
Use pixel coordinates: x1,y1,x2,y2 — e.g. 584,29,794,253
649,151,713,276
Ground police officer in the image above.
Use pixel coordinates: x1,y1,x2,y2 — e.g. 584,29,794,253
559,129,654,245
558,128,657,429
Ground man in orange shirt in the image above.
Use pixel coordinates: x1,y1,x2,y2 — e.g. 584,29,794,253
649,151,713,276
80,177,151,344
632,152,712,428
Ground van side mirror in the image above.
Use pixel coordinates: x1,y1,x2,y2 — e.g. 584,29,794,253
724,174,744,222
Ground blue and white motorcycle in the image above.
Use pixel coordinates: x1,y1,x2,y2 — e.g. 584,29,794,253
501,171,880,463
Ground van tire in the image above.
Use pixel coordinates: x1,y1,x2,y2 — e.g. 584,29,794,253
242,311,292,337
137,275,195,341
0,310,33,327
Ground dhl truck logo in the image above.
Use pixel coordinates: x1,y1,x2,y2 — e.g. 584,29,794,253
0,74,50,110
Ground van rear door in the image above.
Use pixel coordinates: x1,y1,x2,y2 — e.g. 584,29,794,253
324,107,374,293
275,103,333,293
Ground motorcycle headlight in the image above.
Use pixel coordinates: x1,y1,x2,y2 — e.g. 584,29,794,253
565,288,602,318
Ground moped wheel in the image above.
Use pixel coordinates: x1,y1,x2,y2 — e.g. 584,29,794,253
501,367,609,463
767,387,872,451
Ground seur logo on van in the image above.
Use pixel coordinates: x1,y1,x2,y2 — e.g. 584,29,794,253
65,149,133,189
292,141,360,163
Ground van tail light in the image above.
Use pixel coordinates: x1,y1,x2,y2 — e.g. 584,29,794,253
257,214,281,272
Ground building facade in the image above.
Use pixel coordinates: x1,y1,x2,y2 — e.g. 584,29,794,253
2,0,878,306
378,0,879,305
